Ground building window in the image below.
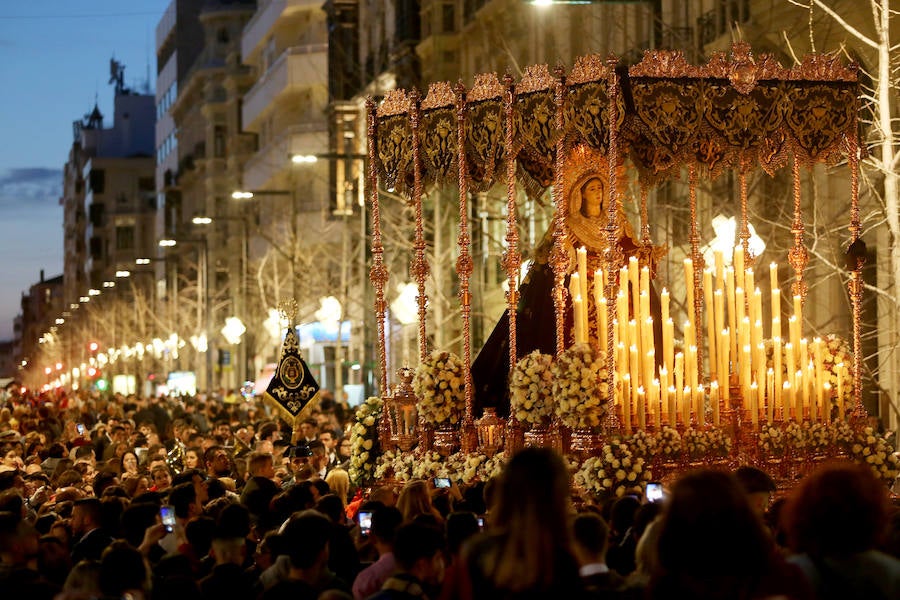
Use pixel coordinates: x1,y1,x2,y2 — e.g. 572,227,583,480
442,3,455,33
89,169,105,194
214,125,226,158
116,225,135,250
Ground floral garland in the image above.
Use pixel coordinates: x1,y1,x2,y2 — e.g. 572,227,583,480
758,424,786,457
509,350,555,426
348,396,383,486
413,350,467,426
574,437,651,499
411,451,446,480
655,425,683,461
552,344,609,429
682,427,732,460
849,426,900,484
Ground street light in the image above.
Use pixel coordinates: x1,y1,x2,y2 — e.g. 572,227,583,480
158,236,211,393
135,258,151,265
115,270,131,278
192,214,250,386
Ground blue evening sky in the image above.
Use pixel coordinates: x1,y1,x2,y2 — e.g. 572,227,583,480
0,1,168,339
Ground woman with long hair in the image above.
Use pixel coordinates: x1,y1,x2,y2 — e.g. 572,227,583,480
648,469,809,600
457,447,582,598
396,480,442,524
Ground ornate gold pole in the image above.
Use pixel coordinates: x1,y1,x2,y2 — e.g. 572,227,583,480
688,164,704,384
455,82,477,452
738,169,751,265
639,185,651,247
409,90,430,362
846,135,865,421
501,75,521,374
604,55,621,433
789,156,809,301
549,70,569,358
366,98,392,448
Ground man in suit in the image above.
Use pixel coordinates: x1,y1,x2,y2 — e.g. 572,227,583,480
572,512,625,597
70,497,113,563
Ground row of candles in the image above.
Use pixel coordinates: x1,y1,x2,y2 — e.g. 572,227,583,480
569,245,848,433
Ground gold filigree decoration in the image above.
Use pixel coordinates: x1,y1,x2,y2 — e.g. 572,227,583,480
517,63,554,95
420,106,457,185
421,81,455,110
467,72,503,103
629,49,698,78
377,89,412,117
568,53,610,85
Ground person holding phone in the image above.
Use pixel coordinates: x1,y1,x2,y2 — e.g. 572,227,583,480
352,506,403,600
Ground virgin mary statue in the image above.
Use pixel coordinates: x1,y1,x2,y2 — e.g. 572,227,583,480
471,153,666,412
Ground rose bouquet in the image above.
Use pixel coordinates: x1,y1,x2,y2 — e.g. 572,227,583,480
850,426,900,485
783,421,806,453
413,350,467,426
805,421,833,455
574,437,651,499
552,343,609,429
758,424,786,457
509,351,555,426
682,427,733,460
628,429,659,461
655,425,683,461
348,395,383,486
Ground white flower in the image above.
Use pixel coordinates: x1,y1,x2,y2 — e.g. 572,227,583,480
552,344,609,429
414,350,467,426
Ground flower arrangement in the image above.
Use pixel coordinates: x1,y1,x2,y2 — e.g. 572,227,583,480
411,451,446,480
348,396,383,486
574,437,651,499
783,421,806,452
818,334,854,409
805,422,834,455
628,429,659,461
682,427,733,460
758,424,786,457
655,425,683,461
552,343,609,429
849,426,900,484
509,351,555,426
413,350,467,426
831,420,855,448
374,450,416,482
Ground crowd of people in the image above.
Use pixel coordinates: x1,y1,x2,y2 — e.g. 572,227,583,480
0,388,898,600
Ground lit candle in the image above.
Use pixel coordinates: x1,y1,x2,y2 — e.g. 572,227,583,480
683,386,692,426
797,369,807,419
649,379,660,427
822,382,832,422
750,381,759,427
573,295,585,344
629,257,640,322
725,267,738,365
741,344,752,407
639,292,651,337
710,380,720,426
629,344,640,389
661,287,671,328
714,289,725,374
769,262,779,297
745,268,755,305
684,258,695,327
785,342,796,417
813,338,825,421
668,385,677,426
598,297,608,355
617,291,629,350
735,287,746,332
837,362,845,419
807,361,817,421
622,373,632,434
704,269,717,380
734,245,745,291
714,250,725,290
771,289,782,337
577,246,588,305
766,367,775,424
640,266,650,298
637,386,646,430
719,328,730,400
688,345,699,393
659,366,670,418
663,318,675,377
784,381,794,419
773,337,783,413
644,343,655,394
674,352,684,425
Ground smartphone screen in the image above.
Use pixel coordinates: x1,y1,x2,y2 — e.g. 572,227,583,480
477,516,485,530
160,505,176,533
358,511,373,536
646,482,664,503
433,477,451,489
76,423,86,436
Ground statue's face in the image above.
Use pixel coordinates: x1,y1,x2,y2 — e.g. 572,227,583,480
582,178,605,218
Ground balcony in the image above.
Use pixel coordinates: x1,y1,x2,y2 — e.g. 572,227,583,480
242,123,328,191
242,0,324,60
242,44,328,129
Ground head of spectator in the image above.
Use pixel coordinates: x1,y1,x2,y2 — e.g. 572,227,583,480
119,450,140,477
785,462,891,558
150,464,172,492
337,437,352,462
62,558,102,599
572,512,612,568
247,451,275,480
279,509,332,583
735,465,777,518
169,481,202,522
98,540,149,600
391,521,446,589
298,418,318,442
315,493,345,525
445,511,479,558
71,497,103,539
122,475,150,499
173,468,209,506
183,446,202,471
474,448,576,594
0,511,39,570
324,468,350,505
204,445,231,478
397,480,439,523
651,470,775,598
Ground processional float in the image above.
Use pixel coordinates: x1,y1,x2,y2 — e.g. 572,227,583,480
347,43,898,495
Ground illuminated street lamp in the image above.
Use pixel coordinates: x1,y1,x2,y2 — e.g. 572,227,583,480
115,270,131,278
135,258,151,265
